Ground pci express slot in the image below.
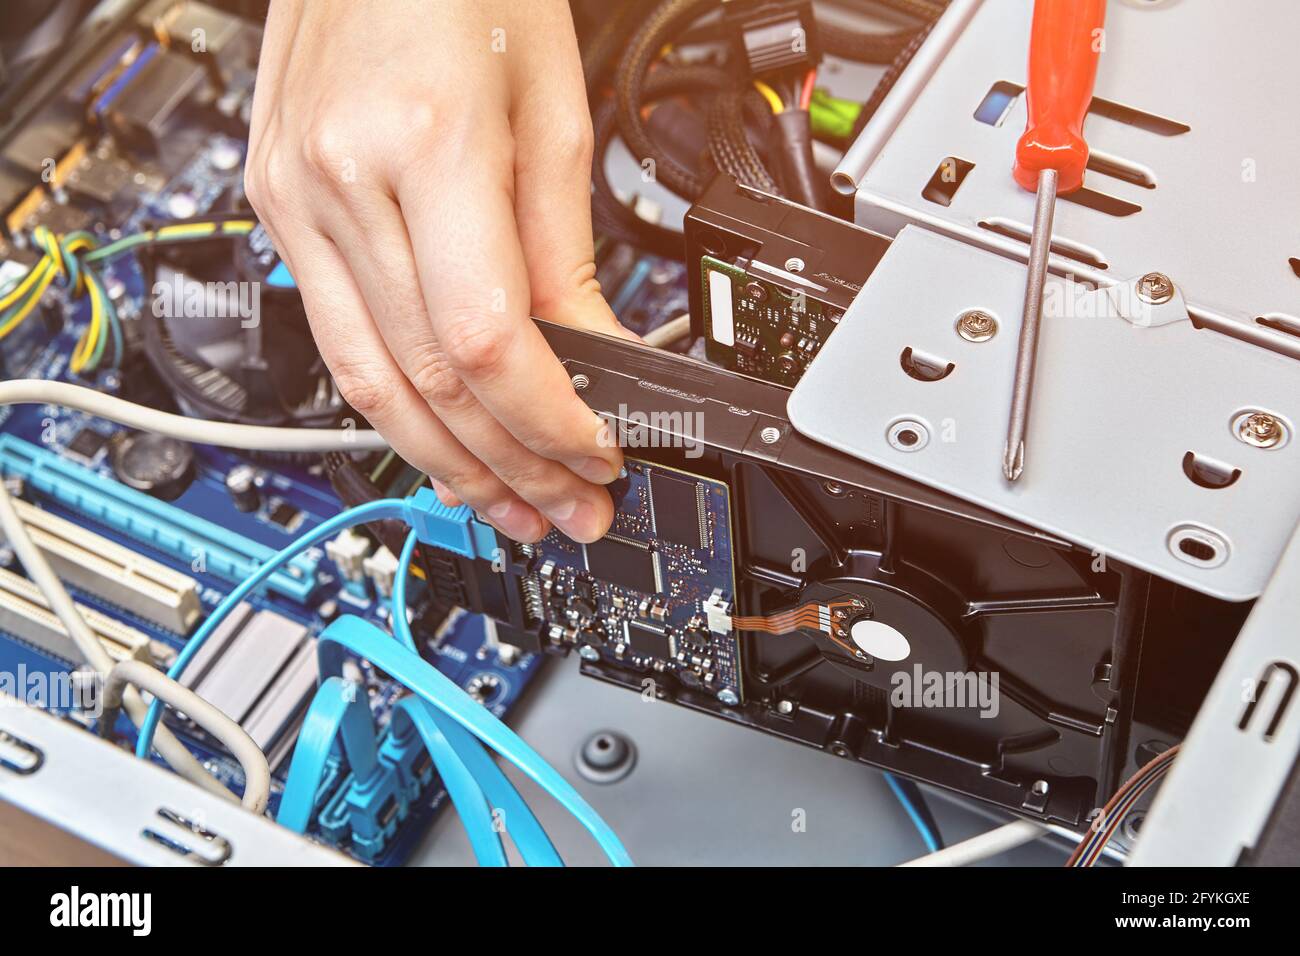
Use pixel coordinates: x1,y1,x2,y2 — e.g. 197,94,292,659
0,566,154,665
0,435,317,603
0,498,201,634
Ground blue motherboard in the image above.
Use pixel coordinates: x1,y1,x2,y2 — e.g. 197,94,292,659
0,373,542,864
0,125,544,871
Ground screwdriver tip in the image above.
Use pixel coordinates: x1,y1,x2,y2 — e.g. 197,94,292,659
1003,441,1024,482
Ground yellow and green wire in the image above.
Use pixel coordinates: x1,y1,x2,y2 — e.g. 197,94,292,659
0,218,255,377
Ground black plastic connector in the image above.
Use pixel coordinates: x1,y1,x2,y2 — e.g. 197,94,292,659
722,0,821,78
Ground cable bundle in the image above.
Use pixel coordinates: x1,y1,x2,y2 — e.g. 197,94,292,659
0,218,256,377
1066,745,1180,867
0,225,120,375
130,496,631,867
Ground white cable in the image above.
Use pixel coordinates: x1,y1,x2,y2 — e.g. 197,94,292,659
104,659,270,813
0,478,235,801
0,380,387,452
643,314,691,349
897,819,1046,867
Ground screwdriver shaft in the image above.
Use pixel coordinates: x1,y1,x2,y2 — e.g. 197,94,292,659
1003,167,1058,482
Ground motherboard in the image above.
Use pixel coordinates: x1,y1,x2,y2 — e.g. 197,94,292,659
0,310,545,865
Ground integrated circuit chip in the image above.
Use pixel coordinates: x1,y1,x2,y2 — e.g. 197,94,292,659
268,500,304,532
584,534,662,594
626,619,674,659
649,471,707,549
64,427,110,465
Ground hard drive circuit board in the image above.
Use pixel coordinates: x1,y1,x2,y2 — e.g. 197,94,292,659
519,460,741,702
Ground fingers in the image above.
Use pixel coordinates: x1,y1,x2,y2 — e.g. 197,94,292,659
263,218,549,543
317,167,614,542
397,127,627,511
245,0,626,545
508,7,637,343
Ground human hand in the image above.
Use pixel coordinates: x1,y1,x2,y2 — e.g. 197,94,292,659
245,0,631,543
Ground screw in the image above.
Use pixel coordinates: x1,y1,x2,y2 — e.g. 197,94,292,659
776,699,794,715
784,256,805,274
578,645,600,662
1136,272,1174,304
570,373,590,391
759,426,781,445
1236,411,1286,449
743,281,767,303
717,688,739,706
823,481,845,497
956,309,998,342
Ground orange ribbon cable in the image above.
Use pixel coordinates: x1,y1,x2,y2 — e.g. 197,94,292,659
732,599,863,656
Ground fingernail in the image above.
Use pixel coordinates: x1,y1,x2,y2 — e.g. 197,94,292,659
548,499,603,542
487,500,544,541
570,456,619,484
430,479,461,507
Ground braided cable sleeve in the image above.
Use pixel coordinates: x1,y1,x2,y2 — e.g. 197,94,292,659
593,64,734,258
817,0,947,64
581,0,658,96
707,87,781,194
869,0,945,22
614,0,721,200
816,19,915,63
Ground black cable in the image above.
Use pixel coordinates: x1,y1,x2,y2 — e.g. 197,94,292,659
771,109,821,208
817,20,915,64
847,12,939,142
592,63,734,258
322,452,414,558
707,87,782,195
851,0,945,21
614,0,721,201
818,0,945,64
581,0,658,96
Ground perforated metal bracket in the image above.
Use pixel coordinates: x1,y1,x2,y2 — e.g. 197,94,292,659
836,0,1300,362
787,226,1300,601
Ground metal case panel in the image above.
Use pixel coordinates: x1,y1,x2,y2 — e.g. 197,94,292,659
835,0,1300,360
788,226,1300,601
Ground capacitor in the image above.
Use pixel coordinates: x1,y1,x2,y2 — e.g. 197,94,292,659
165,191,199,219
110,433,195,501
208,141,244,172
225,463,261,512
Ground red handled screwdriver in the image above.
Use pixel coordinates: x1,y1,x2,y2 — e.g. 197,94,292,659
1003,0,1106,482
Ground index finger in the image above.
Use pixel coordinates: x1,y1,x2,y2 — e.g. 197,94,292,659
397,139,622,486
